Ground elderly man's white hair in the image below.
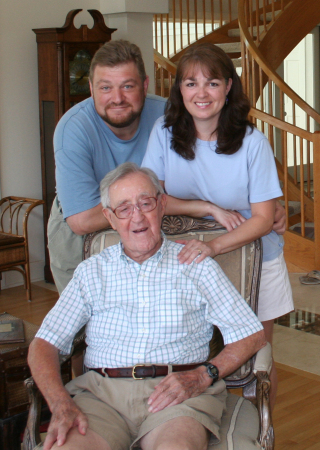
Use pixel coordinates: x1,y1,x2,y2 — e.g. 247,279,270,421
100,162,164,208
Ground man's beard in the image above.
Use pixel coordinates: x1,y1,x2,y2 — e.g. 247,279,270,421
99,100,145,129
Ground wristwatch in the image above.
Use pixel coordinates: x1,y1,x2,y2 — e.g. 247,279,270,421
201,362,219,385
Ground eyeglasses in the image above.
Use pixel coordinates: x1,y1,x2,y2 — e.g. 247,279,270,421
109,196,159,219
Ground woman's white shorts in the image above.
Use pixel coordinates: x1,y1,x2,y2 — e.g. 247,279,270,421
257,252,294,322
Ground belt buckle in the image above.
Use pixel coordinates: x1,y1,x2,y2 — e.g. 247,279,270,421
132,364,145,380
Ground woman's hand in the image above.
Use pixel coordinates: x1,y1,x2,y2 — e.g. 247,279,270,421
272,201,286,235
176,239,215,264
162,192,246,231
210,206,246,231
176,207,245,264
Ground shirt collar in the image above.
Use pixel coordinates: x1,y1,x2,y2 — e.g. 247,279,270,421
118,232,168,265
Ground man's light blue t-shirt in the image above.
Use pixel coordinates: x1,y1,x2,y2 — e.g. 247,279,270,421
142,117,284,262
54,95,166,219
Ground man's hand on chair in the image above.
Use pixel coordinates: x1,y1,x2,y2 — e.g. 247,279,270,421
43,396,88,450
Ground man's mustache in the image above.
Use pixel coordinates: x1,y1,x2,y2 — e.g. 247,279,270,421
106,102,132,109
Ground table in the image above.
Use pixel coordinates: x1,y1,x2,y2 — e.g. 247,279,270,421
0,312,38,450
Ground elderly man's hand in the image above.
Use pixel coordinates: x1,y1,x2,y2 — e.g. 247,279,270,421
43,397,88,450
147,367,211,413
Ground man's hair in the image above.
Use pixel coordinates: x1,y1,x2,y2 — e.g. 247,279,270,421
100,162,164,208
89,40,147,83
164,42,253,159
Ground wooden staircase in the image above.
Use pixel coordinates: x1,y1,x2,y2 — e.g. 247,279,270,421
153,0,320,272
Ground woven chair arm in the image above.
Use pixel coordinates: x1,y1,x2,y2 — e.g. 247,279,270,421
21,199,45,238
0,196,44,237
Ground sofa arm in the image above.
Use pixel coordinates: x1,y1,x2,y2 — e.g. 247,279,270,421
23,376,43,450
253,342,272,375
254,343,274,450
23,353,74,450
242,343,274,449
255,370,274,450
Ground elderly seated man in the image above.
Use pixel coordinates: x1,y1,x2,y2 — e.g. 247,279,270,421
28,162,266,450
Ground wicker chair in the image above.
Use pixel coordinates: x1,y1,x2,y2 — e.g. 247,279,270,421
23,216,274,450
0,196,44,301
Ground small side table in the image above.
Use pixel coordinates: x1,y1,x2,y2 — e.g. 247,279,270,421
0,313,39,450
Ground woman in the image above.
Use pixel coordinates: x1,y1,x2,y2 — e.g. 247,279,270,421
142,42,293,408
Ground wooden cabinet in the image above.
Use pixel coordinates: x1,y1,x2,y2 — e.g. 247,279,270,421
33,10,115,282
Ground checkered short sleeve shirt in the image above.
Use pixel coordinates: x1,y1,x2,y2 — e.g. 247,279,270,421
36,238,263,368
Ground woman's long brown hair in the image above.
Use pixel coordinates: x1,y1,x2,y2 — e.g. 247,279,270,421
164,43,253,160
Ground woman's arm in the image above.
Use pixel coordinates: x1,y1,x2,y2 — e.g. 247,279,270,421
162,185,246,232
176,199,276,264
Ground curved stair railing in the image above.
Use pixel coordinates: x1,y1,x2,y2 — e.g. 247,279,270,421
154,50,177,98
154,0,238,58
153,0,239,97
239,0,320,270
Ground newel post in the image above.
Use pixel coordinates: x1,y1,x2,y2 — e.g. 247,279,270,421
313,131,320,269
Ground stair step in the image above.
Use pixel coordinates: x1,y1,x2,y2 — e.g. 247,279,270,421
289,222,314,240
215,42,241,54
262,11,281,22
228,25,266,38
279,200,301,217
156,78,174,88
232,58,242,68
156,57,242,88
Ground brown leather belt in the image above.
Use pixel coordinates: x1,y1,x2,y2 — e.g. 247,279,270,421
91,363,201,380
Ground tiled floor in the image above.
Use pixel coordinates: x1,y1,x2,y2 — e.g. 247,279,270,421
273,273,320,376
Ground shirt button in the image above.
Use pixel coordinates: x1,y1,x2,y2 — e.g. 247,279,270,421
137,354,141,358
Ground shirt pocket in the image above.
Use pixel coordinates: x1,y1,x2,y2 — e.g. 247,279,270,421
153,289,204,336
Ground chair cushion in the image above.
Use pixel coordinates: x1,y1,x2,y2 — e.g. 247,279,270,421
0,233,24,246
33,394,261,450
0,234,26,265
210,393,261,450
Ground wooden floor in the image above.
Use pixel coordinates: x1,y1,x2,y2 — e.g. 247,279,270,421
0,283,58,326
1,283,320,449
274,364,320,450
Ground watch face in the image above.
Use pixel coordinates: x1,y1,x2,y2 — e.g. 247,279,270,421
209,365,219,378
203,363,219,383
69,49,92,96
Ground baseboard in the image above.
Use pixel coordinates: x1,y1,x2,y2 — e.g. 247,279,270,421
0,260,45,289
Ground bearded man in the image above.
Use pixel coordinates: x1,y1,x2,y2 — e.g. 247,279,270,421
48,40,166,294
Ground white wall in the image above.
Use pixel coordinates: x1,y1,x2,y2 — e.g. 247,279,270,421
0,1,100,288
104,12,156,93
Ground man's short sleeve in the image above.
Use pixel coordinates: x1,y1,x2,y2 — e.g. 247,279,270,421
35,266,91,353
199,258,263,344
246,131,283,204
